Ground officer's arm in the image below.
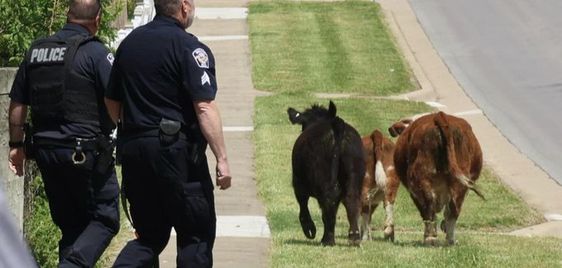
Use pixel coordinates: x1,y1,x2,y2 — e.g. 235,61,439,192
8,101,27,144
8,101,27,176
193,100,231,190
104,98,121,125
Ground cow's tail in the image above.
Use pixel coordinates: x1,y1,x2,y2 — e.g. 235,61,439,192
371,130,387,190
434,112,485,200
331,117,345,184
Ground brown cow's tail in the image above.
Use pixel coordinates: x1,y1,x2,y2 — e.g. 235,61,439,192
370,130,387,190
434,112,485,200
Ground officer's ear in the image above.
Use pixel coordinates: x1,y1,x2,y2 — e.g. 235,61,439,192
183,0,195,28
182,0,191,13
93,6,102,33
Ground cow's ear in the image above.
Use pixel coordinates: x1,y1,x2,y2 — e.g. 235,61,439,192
328,100,337,118
287,108,302,124
388,125,398,137
388,122,404,137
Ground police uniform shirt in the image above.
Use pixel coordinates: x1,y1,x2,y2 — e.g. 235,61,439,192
105,15,217,131
9,23,114,139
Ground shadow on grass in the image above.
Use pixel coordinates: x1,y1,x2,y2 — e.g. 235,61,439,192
284,238,319,246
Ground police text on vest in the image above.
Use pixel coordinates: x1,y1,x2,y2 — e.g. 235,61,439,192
30,47,67,63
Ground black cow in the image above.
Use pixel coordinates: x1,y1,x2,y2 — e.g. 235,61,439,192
287,101,365,246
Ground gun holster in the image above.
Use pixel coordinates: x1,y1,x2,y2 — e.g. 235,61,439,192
159,118,181,146
23,123,35,160
94,135,115,174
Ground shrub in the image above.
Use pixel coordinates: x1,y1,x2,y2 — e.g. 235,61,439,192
24,174,61,267
0,0,119,66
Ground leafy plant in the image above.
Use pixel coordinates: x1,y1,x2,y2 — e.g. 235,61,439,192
24,175,61,267
0,0,120,66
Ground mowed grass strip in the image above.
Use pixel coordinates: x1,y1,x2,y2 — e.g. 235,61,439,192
249,1,414,95
254,93,559,267
249,1,562,267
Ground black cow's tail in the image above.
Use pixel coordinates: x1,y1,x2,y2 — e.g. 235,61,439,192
434,112,485,200
331,117,345,185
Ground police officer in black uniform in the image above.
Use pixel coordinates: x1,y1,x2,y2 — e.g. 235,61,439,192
105,0,232,266
8,0,120,267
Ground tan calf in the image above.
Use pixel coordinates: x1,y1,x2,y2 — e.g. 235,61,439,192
360,129,400,242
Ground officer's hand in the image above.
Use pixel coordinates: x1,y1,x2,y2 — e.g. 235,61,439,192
9,147,25,176
216,160,231,190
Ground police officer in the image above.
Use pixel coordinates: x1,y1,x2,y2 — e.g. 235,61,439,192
105,0,231,266
8,0,120,267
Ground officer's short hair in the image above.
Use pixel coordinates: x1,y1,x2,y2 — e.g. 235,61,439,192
68,0,101,21
155,0,182,17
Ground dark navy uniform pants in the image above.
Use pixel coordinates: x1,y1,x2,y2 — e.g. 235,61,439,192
35,147,120,268
113,137,216,268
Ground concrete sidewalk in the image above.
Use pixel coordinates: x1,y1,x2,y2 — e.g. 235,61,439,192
158,0,271,267
140,0,561,266
377,0,562,238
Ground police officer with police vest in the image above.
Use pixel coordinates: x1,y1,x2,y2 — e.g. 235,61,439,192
8,0,120,266
105,0,231,266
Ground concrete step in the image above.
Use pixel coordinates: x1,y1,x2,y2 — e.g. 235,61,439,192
197,0,250,8
190,19,249,37
159,236,269,268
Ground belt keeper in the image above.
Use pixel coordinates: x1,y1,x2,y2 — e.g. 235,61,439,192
72,139,86,165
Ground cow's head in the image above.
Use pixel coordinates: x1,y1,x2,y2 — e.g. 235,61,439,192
288,100,337,131
388,118,413,137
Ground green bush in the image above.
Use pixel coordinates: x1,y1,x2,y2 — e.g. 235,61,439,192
127,0,136,19
0,0,119,66
24,175,61,267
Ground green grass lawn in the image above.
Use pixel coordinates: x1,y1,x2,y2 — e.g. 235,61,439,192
254,93,560,267
249,1,562,267
249,1,415,95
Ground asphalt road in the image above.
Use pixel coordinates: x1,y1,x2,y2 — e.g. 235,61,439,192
408,0,562,185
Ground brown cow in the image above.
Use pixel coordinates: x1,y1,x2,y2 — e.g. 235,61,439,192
390,111,484,245
360,129,400,242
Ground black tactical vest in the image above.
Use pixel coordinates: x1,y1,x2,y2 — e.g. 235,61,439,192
26,34,101,130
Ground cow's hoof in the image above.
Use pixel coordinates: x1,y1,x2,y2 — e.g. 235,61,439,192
446,239,456,246
384,229,395,242
423,237,438,246
361,232,370,241
321,238,335,246
301,223,316,239
348,231,361,242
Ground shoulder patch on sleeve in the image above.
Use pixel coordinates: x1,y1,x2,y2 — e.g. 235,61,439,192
107,53,114,65
201,71,211,86
192,48,209,69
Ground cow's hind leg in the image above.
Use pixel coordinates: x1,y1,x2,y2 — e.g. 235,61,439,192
409,189,437,246
360,203,377,241
442,185,468,245
383,170,399,242
319,199,338,246
295,190,316,239
382,201,395,242
343,194,362,247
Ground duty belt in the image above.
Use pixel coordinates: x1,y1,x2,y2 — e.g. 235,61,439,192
34,137,98,164
119,128,187,140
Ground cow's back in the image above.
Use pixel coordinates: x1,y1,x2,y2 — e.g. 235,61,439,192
394,113,482,185
292,121,335,195
292,119,364,196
